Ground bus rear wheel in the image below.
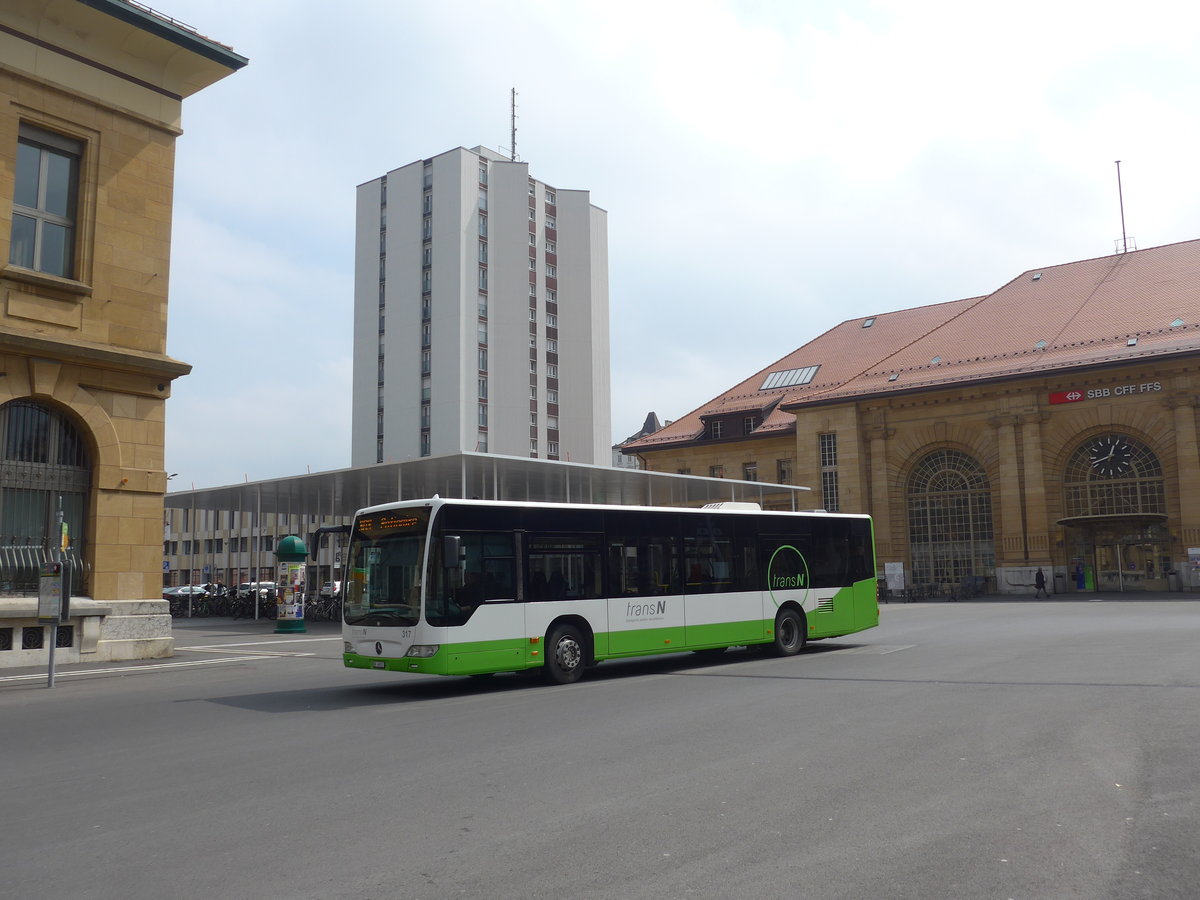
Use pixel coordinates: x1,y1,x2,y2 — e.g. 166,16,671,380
543,623,587,685
772,608,806,656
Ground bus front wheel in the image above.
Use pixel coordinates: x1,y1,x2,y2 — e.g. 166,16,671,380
544,623,587,685
772,608,806,657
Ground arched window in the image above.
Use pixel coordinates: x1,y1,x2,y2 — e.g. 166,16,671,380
906,449,994,585
1063,433,1164,518
0,400,90,595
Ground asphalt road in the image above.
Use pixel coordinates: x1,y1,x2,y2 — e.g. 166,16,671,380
2,601,1197,900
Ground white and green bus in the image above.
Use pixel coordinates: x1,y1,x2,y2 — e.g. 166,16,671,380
342,497,878,684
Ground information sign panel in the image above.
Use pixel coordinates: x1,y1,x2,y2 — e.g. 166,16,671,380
38,562,63,623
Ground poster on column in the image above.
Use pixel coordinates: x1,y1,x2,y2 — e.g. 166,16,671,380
277,560,306,620
884,561,905,593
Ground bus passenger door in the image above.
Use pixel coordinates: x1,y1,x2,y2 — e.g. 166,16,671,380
684,516,764,647
605,528,685,656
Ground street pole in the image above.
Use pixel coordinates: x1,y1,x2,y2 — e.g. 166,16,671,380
43,497,65,687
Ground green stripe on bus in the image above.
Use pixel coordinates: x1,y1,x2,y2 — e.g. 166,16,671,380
345,577,880,676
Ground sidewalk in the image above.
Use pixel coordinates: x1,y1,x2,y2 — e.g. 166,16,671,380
1,617,342,682
886,589,1200,603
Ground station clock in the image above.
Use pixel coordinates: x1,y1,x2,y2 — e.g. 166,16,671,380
1088,434,1133,477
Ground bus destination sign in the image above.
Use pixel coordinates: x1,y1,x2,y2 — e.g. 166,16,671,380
357,513,422,537
1049,381,1161,405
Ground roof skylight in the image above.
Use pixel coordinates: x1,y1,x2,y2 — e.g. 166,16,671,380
760,366,819,390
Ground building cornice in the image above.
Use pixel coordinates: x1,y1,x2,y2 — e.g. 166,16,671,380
76,0,248,71
0,326,191,382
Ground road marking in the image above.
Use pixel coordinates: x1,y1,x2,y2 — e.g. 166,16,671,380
0,656,282,684
180,648,316,658
177,637,340,651
826,644,915,655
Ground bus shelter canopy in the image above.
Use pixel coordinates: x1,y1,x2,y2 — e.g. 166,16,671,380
164,451,811,519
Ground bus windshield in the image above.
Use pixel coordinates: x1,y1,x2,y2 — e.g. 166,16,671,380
343,508,429,627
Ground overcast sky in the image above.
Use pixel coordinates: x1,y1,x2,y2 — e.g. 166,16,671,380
161,0,1200,490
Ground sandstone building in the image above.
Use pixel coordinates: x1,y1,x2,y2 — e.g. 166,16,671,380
624,240,1200,595
0,0,245,665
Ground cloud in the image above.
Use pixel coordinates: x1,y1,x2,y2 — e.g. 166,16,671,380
166,210,352,486
160,0,1200,485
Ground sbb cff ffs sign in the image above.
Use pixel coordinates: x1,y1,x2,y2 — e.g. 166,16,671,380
1050,382,1162,404
1049,390,1084,404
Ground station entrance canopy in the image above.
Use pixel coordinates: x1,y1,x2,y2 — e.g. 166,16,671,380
164,452,811,518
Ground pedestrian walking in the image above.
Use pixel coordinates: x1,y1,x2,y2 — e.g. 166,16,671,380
1034,567,1048,598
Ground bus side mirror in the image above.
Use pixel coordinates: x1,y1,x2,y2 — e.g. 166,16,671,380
443,535,463,571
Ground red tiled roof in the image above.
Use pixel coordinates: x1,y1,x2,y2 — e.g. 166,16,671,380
624,239,1200,453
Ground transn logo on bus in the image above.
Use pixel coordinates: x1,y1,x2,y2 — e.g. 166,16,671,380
625,600,667,622
767,545,810,609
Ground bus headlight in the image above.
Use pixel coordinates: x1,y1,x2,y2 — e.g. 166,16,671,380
405,645,440,658
343,641,353,653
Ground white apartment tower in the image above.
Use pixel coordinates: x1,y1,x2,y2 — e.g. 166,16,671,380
352,146,611,466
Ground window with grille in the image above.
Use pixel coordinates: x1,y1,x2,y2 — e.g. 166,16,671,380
818,433,839,511
821,471,840,512
906,449,994,586
0,400,90,595
819,432,838,467
777,458,793,484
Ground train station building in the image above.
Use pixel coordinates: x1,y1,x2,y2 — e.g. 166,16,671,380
623,239,1200,595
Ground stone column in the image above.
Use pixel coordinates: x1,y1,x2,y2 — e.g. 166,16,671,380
1170,396,1200,550
990,414,1025,565
1020,412,1051,562
867,426,894,559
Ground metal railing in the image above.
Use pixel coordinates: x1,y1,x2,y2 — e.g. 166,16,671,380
0,540,89,597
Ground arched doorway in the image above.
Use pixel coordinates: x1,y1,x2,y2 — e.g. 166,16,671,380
0,400,91,595
1058,433,1167,592
906,449,995,591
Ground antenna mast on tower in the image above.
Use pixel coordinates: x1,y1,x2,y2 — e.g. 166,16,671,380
510,87,518,162
1114,160,1135,253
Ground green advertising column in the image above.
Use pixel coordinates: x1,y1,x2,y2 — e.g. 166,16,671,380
274,535,308,634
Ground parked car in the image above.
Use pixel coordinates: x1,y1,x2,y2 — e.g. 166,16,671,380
236,582,277,600
163,585,208,600
162,585,208,607
319,581,342,599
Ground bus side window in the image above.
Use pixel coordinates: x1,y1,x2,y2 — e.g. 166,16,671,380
479,533,515,600
607,535,680,597
682,515,734,594
604,511,681,598
526,534,602,601
846,524,871,582
429,532,514,625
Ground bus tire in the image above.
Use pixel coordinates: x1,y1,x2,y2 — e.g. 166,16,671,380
543,623,587,685
772,608,806,656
